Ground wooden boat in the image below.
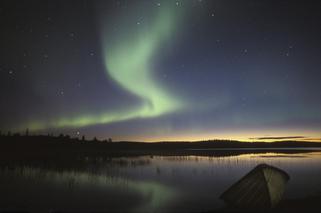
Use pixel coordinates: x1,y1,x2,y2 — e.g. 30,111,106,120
220,163,290,209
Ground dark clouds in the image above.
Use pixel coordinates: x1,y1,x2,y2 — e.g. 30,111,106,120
250,136,307,140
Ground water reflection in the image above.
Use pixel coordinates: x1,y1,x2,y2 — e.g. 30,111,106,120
1,151,321,212
0,166,175,212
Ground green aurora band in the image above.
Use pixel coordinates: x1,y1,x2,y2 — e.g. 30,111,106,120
24,3,184,131
102,4,182,118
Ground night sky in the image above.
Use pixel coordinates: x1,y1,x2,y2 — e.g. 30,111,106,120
1,0,321,142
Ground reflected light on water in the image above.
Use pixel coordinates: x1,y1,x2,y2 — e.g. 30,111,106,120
1,151,321,212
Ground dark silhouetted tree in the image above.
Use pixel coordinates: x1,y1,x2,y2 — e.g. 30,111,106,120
108,138,112,143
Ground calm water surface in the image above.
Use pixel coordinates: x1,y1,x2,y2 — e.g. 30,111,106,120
1,151,321,212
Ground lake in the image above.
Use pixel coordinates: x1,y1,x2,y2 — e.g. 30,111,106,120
1,150,321,212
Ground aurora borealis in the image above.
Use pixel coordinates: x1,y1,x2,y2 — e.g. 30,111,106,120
22,2,185,131
1,0,321,141
101,2,183,119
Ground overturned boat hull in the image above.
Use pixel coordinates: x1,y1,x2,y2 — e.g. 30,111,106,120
220,164,290,209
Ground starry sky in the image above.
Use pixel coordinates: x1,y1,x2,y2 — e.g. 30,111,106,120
1,0,321,142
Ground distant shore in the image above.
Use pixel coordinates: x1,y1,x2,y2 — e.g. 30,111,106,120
1,134,321,153
1,134,321,162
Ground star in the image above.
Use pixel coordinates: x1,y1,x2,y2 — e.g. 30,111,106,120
263,89,268,95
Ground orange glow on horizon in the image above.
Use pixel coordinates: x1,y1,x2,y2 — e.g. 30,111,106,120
112,129,321,143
